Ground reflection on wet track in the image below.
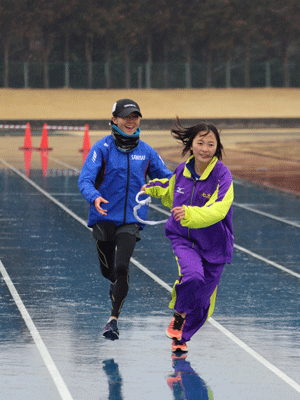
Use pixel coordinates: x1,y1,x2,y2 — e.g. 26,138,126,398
0,153,300,400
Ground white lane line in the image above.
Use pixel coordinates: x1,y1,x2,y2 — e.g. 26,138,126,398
48,155,300,228
0,158,89,230
152,200,300,228
234,244,300,279
47,156,80,173
1,156,299,280
130,260,300,394
232,202,300,228
2,158,300,393
208,318,300,394
0,260,74,400
130,258,173,292
148,204,300,279
149,203,171,216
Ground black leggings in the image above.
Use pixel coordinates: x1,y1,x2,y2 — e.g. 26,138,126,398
96,232,137,318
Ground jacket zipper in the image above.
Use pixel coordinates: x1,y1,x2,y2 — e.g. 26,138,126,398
124,153,130,224
188,179,197,241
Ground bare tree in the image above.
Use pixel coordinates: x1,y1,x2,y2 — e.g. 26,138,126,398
0,0,24,87
76,0,114,88
1,0,300,90
25,0,62,88
135,0,170,87
110,1,143,88
268,1,300,87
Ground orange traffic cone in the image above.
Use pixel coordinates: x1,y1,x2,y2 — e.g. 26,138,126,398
23,149,32,177
79,124,91,153
19,123,33,150
40,150,49,177
82,150,89,164
37,123,53,151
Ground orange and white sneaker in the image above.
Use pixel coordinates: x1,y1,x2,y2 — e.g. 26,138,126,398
171,353,187,361
166,373,183,391
166,313,186,340
172,339,188,353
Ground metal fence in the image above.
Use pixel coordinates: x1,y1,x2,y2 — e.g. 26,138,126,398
1,58,300,89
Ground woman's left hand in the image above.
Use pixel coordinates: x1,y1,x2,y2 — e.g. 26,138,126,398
171,206,186,221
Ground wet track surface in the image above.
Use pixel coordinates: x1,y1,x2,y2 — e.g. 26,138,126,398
0,157,300,400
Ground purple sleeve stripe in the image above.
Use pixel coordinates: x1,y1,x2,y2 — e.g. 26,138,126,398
148,179,170,189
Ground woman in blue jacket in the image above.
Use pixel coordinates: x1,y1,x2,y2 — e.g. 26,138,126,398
78,99,172,340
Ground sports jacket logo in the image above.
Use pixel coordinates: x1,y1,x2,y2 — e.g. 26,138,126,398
131,155,146,160
92,151,97,163
176,186,185,194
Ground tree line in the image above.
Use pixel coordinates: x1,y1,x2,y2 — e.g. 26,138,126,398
1,0,300,88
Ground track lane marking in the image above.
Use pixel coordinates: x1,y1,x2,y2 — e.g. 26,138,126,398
148,204,300,279
0,260,74,400
233,244,300,279
130,257,300,394
47,155,300,227
2,155,299,280
1,157,300,394
47,156,80,173
46,154,300,228
232,201,300,228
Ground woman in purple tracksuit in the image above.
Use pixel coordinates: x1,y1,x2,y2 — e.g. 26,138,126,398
142,119,234,353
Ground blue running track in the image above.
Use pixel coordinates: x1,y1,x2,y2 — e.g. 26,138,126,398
0,151,300,400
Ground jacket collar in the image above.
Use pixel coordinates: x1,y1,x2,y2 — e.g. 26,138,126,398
184,155,218,180
111,125,140,153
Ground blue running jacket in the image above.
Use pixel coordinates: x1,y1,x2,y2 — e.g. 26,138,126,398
78,134,172,228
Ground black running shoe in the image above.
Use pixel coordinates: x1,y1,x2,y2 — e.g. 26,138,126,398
103,319,119,341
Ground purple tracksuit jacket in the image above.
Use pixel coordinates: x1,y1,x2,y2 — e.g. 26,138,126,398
145,155,234,342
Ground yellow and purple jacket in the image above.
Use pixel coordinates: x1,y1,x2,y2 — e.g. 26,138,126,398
145,155,234,264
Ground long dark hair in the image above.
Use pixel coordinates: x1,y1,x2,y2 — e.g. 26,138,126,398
171,118,223,160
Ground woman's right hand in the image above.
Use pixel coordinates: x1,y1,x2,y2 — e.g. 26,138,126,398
140,184,147,193
171,206,186,221
94,196,109,215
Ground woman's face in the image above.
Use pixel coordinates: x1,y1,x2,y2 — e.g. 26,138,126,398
112,112,141,135
191,131,217,165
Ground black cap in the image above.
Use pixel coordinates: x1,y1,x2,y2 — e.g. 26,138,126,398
112,99,142,118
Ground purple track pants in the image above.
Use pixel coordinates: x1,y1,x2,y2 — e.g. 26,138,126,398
169,239,225,342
